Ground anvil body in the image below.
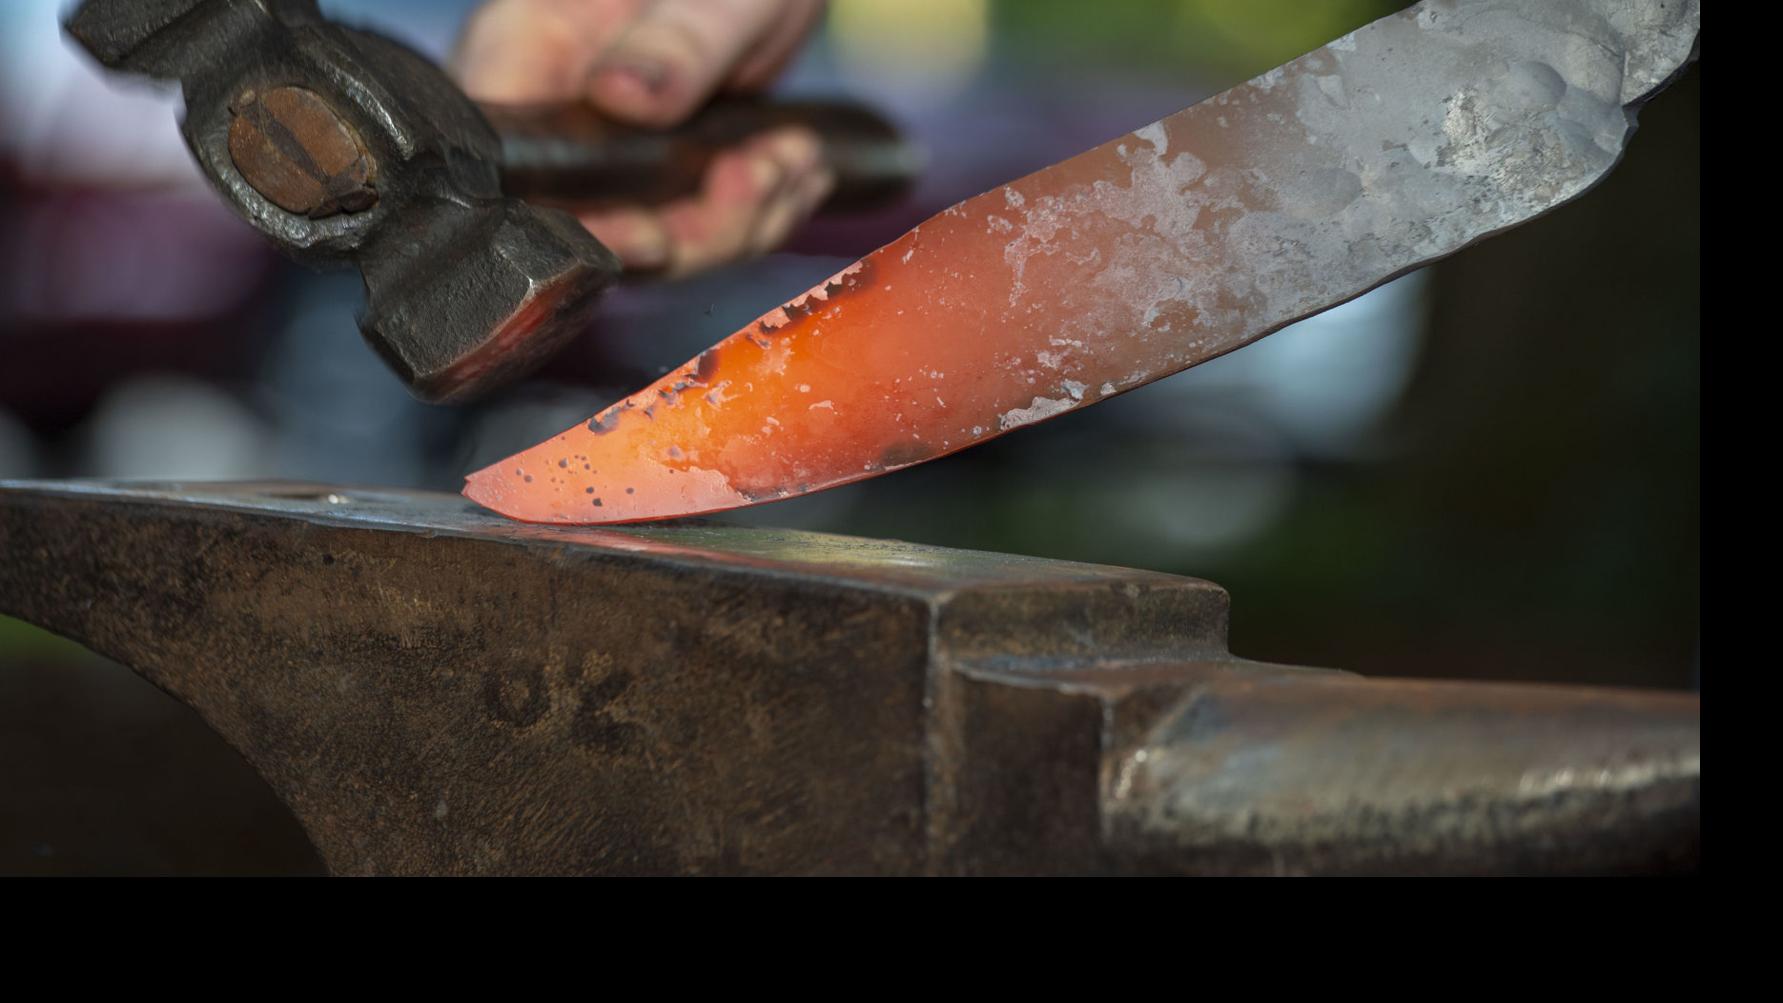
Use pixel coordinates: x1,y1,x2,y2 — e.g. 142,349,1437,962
0,481,1699,875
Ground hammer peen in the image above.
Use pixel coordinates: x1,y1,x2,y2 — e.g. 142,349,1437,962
63,0,919,405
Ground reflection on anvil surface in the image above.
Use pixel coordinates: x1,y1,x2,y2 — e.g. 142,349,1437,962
21,479,1206,591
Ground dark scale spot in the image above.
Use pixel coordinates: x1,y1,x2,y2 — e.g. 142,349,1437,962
573,714,645,756
592,497,603,507
585,487,594,494
585,670,633,703
626,487,635,494
523,474,533,483
839,258,875,289
642,406,656,419
570,669,644,756
558,459,568,468
760,261,876,334
583,464,591,470
587,411,621,434
695,348,721,382
484,667,550,729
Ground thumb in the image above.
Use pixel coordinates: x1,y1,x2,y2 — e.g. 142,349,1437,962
584,0,785,126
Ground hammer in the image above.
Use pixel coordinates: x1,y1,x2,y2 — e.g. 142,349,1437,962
63,0,919,404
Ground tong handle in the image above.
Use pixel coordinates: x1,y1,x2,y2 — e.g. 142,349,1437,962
485,95,921,213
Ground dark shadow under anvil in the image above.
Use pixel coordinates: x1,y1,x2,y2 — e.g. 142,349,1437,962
0,480,1700,875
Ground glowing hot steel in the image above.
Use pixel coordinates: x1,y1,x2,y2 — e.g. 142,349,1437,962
462,148,1185,521
464,0,1698,524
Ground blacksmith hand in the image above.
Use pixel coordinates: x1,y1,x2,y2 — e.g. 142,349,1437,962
453,0,837,278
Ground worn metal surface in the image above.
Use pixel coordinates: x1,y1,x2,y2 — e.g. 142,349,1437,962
464,0,1701,524
227,84,380,219
0,480,1699,875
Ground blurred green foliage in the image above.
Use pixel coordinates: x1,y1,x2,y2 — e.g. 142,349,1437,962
0,616,85,661
992,0,1412,82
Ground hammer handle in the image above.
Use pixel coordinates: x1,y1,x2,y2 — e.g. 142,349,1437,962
484,96,920,214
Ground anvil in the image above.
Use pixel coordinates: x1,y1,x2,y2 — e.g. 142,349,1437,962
0,482,1698,875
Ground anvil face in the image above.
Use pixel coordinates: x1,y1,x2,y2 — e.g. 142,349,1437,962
464,0,1699,524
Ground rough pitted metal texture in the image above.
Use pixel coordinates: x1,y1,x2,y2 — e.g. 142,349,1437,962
0,481,1700,875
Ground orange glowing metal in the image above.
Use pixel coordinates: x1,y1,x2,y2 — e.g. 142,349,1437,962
467,110,1281,525
464,0,1697,524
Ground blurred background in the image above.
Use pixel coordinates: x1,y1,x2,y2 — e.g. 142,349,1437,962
1,0,1698,875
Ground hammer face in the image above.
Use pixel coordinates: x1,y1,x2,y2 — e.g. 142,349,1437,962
362,202,621,405
63,0,622,404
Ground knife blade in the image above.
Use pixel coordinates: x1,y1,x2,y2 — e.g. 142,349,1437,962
464,0,1699,525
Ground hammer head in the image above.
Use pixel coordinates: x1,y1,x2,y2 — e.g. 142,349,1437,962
65,0,622,404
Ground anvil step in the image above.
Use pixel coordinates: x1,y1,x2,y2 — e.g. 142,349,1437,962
0,480,1699,875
